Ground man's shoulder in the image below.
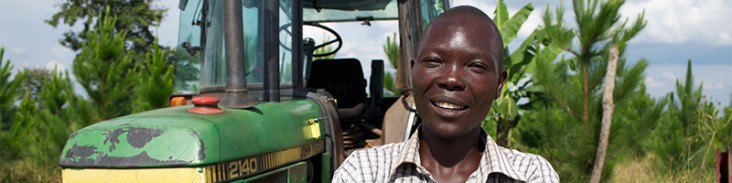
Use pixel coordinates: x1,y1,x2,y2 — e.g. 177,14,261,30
494,146,559,182
345,141,407,163
498,146,544,161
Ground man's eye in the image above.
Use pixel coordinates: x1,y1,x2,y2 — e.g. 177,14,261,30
422,58,442,67
469,63,489,70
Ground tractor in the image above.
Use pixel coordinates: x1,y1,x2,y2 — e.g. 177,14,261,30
59,0,449,182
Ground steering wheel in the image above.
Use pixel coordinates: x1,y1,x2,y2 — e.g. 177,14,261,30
279,22,343,57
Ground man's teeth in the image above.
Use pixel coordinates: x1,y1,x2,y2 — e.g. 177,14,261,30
434,102,466,110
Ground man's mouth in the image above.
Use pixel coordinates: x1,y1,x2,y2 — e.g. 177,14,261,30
431,101,467,110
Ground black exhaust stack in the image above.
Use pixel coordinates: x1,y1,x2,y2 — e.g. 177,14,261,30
220,0,256,108
262,0,280,102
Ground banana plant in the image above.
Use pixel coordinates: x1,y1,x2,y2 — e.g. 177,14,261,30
486,0,565,146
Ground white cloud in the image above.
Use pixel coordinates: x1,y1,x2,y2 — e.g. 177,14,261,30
11,46,26,56
644,76,664,88
703,81,725,90
621,0,732,45
44,60,66,71
645,64,731,105
661,70,677,80
49,45,72,58
47,45,73,73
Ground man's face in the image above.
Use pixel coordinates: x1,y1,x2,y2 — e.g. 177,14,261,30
412,14,506,139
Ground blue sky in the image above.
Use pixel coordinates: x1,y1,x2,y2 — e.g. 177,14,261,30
1,0,730,106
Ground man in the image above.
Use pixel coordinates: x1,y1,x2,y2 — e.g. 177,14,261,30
333,6,559,183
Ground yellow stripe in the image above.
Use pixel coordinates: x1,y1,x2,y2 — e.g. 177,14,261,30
63,167,204,183
204,140,325,183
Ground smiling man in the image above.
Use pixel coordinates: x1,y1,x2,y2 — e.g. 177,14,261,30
333,6,559,183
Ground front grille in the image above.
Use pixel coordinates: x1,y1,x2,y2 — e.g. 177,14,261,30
250,171,288,183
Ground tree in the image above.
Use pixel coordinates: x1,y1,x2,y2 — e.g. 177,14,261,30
133,42,175,112
46,0,166,55
1,8,174,181
383,33,400,96
16,68,52,107
485,0,547,147
649,60,731,180
589,45,619,183
173,35,201,93
0,65,86,182
73,8,137,120
512,0,648,181
0,48,26,126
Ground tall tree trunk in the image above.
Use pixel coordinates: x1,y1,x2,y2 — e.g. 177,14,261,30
590,45,619,183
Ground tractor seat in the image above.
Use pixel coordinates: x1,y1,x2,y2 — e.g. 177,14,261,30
308,58,367,119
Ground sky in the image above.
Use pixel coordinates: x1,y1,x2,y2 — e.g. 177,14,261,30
1,0,730,106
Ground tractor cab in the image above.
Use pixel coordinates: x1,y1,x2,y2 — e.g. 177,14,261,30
59,0,448,182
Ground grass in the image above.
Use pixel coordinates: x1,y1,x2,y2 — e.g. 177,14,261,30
609,154,717,183
0,158,61,183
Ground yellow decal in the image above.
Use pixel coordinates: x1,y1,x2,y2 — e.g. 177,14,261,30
204,140,324,183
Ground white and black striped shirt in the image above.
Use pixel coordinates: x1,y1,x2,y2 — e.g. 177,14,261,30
333,130,559,182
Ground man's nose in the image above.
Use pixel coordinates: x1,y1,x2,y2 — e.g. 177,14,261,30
436,65,465,91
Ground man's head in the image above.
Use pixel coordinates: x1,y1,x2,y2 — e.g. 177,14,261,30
411,6,507,139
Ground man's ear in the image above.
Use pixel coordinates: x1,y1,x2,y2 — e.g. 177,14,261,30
495,70,508,99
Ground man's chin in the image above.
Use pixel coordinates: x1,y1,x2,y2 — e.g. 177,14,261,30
422,123,479,140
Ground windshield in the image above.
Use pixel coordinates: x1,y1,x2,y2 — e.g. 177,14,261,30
175,0,446,94
176,0,293,92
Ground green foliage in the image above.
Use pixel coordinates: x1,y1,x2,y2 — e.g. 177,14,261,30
512,0,649,181
383,33,400,96
0,49,26,126
133,43,175,112
173,45,200,92
383,33,399,70
16,68,52,106
649,60,731,176
73,8,137,120
46,0,166,53
484,0,558,146
2,7,173,182
1,94,38,162
0,67,81,182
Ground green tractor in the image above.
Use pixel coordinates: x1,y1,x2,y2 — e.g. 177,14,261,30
59,0,448,182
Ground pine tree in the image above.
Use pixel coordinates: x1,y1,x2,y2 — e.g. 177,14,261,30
512,0,649,181
0,49,26,127
383,33,400,96
46,0,166,54
133,42,175,112
73,8,137,120
0,66,83,182
649,60,731,180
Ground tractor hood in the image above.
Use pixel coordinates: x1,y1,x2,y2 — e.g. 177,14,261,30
59,99,325,168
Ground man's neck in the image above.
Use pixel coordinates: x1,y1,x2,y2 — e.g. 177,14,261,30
418,127,484,183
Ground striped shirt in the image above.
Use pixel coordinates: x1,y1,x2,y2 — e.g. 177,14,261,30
333,130,559,183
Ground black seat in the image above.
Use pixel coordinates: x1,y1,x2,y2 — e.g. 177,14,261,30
308,58,367,118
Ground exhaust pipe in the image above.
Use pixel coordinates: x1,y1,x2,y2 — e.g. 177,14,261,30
220,0,256,108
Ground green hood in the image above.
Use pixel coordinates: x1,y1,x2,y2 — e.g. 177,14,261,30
59,99,324,168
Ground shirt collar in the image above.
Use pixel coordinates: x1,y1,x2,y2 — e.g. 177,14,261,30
390,128,529,182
